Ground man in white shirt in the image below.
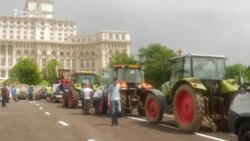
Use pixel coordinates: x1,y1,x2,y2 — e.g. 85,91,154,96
81,83,93,115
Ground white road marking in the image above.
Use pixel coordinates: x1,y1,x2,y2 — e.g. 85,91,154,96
128,116,228,141
58,121,69,126
88,139,96,141
40,107,43,110
36,104,39,106
194,133,228,141
45,112,51,115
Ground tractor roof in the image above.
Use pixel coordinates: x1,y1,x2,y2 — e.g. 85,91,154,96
113,64,143,69
171,53,227,60
74,71,96,75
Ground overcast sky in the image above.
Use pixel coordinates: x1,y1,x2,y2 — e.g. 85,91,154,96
1,0,250,65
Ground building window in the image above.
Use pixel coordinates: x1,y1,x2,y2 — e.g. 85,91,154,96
8,58,12,66
1,47,5,55
66,59,70,68
41,32,44,35
60,59,64,68
72,59,76,69
1,58,6,66
41,37,44,40
109,34,113,39
42,58,46,67
3,30,6,33
10,30,13,34
1,70,6,78
115,34,119,40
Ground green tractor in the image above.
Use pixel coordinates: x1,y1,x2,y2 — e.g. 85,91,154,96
62,71,98,108
145,53,239,132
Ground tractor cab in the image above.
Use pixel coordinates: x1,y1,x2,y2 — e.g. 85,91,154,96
112,65,152,90
169,54,226,86
72,71,97,90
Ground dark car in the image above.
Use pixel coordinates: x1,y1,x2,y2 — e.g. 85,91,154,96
228,88,250,141
35,88,47,100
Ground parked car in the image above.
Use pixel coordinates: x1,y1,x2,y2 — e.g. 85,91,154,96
35,88,47,100
228,86,250,141
17,92,28,100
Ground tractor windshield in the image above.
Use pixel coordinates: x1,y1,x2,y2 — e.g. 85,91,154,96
192,57,226,80
117,68,144,83
76,74,96,85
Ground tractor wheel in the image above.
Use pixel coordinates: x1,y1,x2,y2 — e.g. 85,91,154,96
145,93,163,123
71,95,78,109
62,93,68,107
98,95,108,115
119,94,127,116
238,121,250,141
173,84,204,132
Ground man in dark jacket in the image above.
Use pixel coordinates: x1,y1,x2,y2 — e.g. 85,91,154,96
1,83,9,107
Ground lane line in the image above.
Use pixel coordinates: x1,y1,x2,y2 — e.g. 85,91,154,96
58,121,69,126
194,133,228,141
36,104,39,106
88,139,96,141
127,116,228,141
40,107,43,110
45,112,51,115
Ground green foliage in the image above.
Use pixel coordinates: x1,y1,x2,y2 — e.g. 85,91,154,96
108,51,137,67
138,43,177,88
9,58,41,85
42,59,59,86
226,64,250,81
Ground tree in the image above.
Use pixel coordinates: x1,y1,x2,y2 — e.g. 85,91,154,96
9,58,41,85
226,64,248,80
108,51,137,67
138,43,176,88
42,59,60,86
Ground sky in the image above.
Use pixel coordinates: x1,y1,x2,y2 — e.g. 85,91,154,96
1,0,250,65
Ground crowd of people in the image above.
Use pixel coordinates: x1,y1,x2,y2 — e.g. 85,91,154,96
0,77,122,127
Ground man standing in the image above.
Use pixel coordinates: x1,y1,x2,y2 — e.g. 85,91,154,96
11,85,18,102
1,83,9,107
28,85,34,101
92,87,103,114
108,78,121,126
81,83,93,115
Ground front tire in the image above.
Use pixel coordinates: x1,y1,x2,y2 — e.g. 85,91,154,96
238,122,250,141
145,93,163,123
173,84,204,132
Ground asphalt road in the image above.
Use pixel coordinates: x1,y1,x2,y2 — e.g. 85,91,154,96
0,100,237,141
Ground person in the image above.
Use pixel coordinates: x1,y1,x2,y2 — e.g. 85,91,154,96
46,85,52,103
108,78,121,126
1,83,9,107
81,83,93,115
92,87,103,114
28,85,34,101
11,85,18,102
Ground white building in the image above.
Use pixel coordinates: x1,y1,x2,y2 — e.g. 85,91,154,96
0,0,131,81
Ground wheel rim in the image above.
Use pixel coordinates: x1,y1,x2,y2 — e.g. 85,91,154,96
146,97,158,119
176,89,194,125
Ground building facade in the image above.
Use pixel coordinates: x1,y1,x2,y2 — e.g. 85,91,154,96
0,0,131,81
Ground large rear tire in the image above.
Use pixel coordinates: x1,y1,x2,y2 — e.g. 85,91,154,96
145,93,163,123
173,84,204,132
71,95,78,109
62,93,68,107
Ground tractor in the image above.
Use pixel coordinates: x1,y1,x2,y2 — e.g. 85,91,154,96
98,64,165,116
62,70,98,108
145,53,239,132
